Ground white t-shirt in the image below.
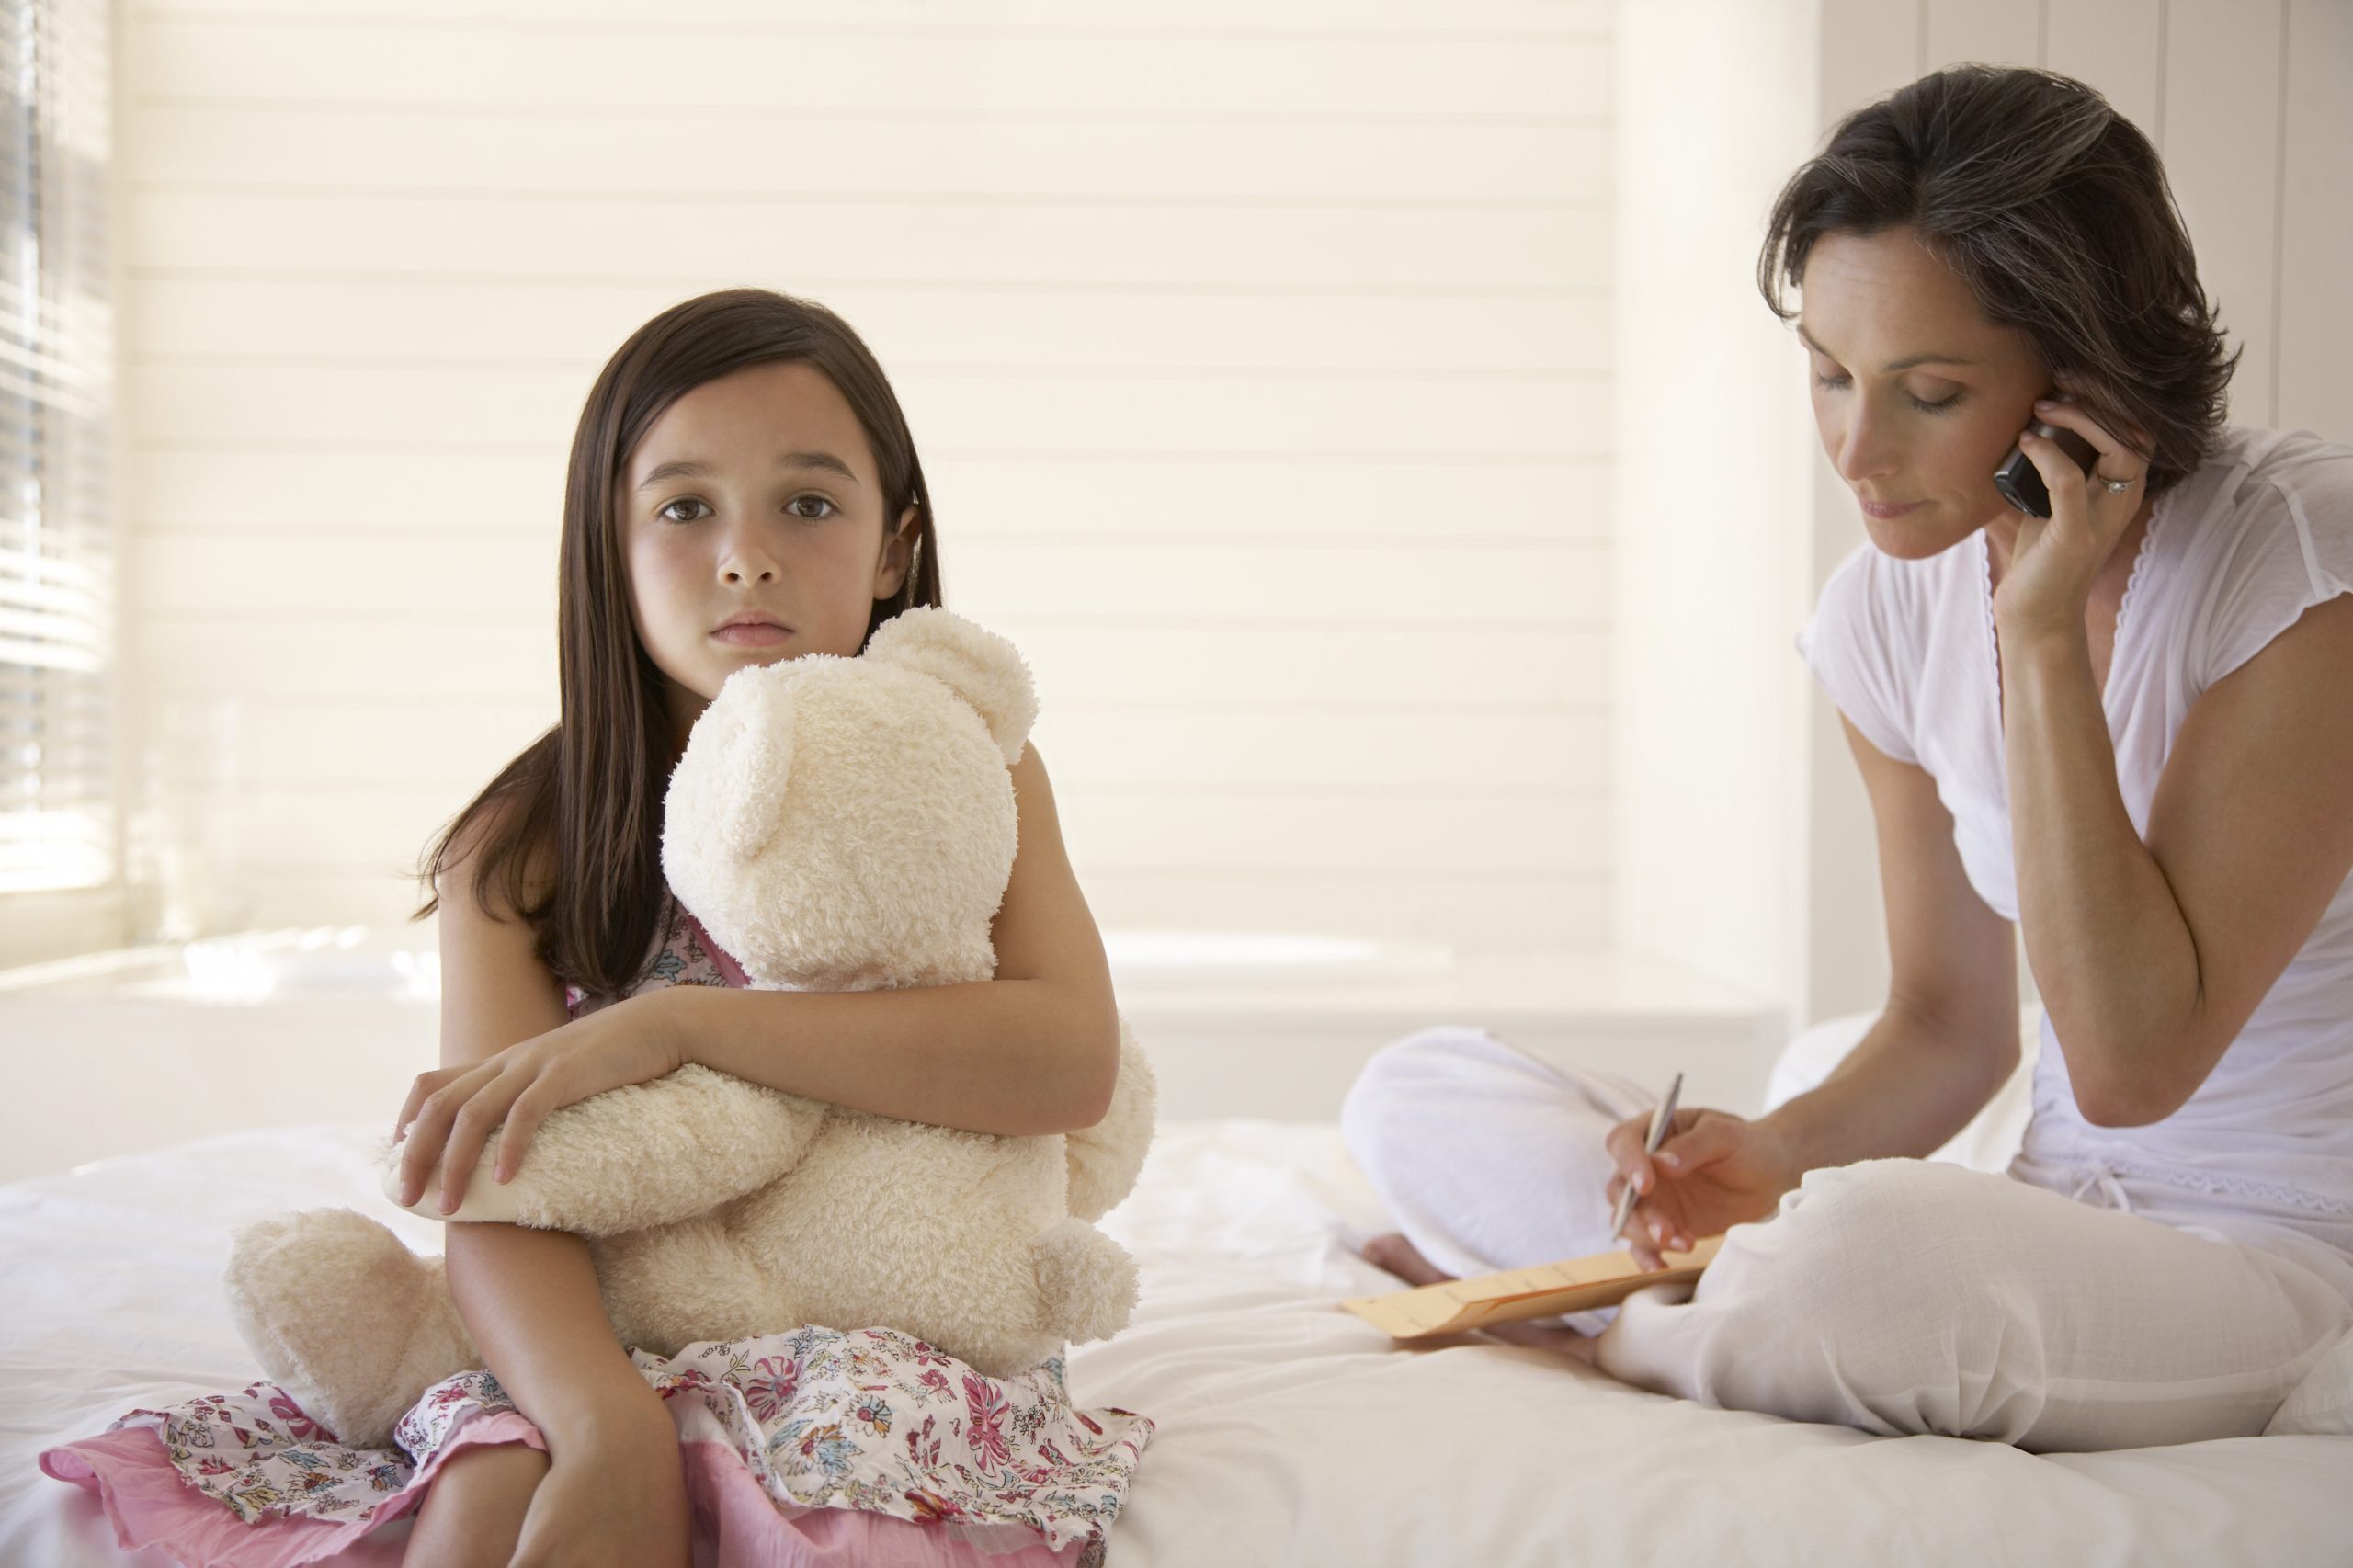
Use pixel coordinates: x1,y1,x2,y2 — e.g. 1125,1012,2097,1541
1799,425,2353,1264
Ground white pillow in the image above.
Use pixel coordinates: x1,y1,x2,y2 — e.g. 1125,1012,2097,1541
1761,1009,2039,1176
2266,1326,2353,1437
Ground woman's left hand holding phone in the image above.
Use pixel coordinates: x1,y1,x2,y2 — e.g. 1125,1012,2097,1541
392,990,688,1215
1995,397,2153,638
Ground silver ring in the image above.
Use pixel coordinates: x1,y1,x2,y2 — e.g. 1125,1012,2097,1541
2097,472,2137,494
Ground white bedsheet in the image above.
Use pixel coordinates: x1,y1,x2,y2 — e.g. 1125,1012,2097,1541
6,1119,2349,1567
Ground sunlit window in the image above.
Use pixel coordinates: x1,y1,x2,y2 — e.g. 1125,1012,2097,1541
0,0,111,894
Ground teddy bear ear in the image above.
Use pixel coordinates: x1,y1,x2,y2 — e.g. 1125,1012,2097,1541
863,608,1039,765
683,665,799,862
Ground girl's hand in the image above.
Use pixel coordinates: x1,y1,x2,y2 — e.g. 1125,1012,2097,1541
508,1393,692,1568
1603,1105,1801,1270
393,992,688,1215
1991,396,2153,639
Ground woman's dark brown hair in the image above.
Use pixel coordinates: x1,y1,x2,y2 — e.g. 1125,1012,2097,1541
410,288,944,998
1758,63,2236,495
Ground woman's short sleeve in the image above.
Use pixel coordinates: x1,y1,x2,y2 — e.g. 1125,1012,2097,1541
2190,438,2353,695
1795,544,1921,766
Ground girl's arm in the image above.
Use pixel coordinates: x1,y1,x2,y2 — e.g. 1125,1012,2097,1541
665,741,1120,1136
2000,408,2353,1127
426,822,688,1560
401,744,1120,1212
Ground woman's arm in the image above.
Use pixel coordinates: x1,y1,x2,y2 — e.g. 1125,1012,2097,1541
1999,407,2353,1126
2000,592,2353,1126
1759,716,2024,1171
1607,715,2018,1266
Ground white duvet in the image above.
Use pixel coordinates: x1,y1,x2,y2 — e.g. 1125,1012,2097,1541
5,1117,2350,1567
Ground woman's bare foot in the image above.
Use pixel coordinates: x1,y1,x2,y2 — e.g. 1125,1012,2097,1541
1361,1232,1449,1286
1358,1233,1599,1364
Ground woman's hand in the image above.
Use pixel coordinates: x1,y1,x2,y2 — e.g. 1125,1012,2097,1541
1604,1106,1802,1270
393,991,688,1214
1992,395,2153,639
508,1390,692,1568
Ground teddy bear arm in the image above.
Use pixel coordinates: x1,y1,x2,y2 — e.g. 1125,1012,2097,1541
1063,1019,1157,1223
385,1065,825,1234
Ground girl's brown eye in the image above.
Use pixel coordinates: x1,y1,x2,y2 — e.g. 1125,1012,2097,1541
789,496,836,521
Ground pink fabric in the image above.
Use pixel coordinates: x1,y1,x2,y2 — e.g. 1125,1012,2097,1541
677,908,752,991
39,1413,542,1568
41,1420,1084,1568
683,1441,1086,1567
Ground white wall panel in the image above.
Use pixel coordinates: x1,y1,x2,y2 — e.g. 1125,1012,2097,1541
134,621,1606,710
214,784,1607,882
115,0,1617,960
2275,0,2353,442
127,447,1611,543
2161,0,2287,428
1816,0,1923,122
1925,0,2042,68
127,191,1603,290
131,279,1611,377
125,19,1610,119
2044,0,2163,134
1610,0,1819,1007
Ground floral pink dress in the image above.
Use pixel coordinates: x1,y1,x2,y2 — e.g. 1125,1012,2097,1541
39,892,1154,1567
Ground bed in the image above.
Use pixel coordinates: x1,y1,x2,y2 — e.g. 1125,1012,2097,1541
6,1046,2351,1567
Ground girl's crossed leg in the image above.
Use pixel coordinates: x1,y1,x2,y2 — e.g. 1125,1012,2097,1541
407,1441,547,1568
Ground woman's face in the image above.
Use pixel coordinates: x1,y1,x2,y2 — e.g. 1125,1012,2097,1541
620,359,915,738
1797,226,2052,560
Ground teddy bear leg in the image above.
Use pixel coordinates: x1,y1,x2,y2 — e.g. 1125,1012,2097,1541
223,1208,479,1451
1031,1217,1142,1350
591,1214,810,1358
1063,1020,1157,1223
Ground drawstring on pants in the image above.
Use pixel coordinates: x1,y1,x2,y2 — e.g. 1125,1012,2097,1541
2067,1164,2136,1216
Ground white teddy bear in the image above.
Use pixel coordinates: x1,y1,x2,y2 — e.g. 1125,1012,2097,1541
224,608,1157,1450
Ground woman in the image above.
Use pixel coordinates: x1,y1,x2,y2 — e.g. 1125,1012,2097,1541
1343,64,2353,1451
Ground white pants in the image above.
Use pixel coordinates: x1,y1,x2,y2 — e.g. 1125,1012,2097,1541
1340,1026,2353,1452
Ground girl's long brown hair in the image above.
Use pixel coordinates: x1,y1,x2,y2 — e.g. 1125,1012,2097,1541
411,289,944,999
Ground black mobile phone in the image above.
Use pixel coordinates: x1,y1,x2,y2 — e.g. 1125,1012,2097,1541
1993,417,2100,518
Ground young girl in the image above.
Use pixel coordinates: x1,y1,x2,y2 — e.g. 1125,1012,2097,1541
1346,65,2353,1449
42,289,1154,1566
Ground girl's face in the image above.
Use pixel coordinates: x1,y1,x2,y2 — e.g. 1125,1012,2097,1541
620,359,915,741
1796,226,2052,560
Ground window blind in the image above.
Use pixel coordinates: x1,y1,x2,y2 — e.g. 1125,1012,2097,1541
0,0,111,895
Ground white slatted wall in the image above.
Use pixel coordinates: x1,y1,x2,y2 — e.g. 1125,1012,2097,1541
1800,0,2353,1020
117,1,1616,954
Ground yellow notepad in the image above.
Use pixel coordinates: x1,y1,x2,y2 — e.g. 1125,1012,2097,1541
1341,1234,1724,1339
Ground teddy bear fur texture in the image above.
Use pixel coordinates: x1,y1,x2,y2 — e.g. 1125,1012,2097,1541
224,609,1157,1450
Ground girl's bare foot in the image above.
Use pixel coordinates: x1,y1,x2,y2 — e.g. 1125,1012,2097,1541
1358,1232,1599,1364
